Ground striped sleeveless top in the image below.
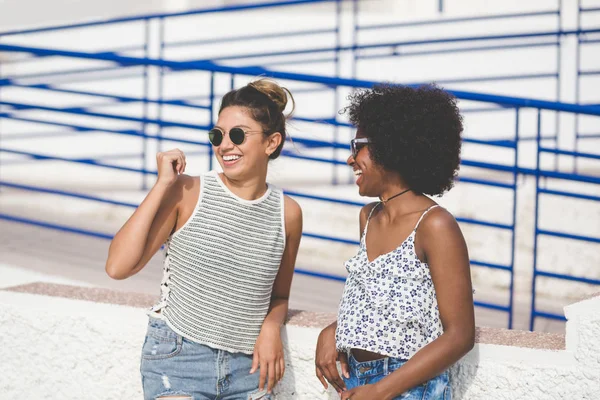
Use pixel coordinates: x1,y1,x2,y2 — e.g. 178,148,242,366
150,170,286,354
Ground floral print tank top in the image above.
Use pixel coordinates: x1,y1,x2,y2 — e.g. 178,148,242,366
336,204,444,359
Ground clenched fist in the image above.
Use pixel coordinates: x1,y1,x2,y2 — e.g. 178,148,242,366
156,149,186,186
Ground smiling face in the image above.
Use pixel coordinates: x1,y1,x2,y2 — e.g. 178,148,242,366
347,128,388,198
213,106,281,180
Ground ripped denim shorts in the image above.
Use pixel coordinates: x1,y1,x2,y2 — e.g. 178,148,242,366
140,317,270,400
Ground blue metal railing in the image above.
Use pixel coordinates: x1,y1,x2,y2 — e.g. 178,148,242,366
530,108,600,329
0,0,337,37
1,0,593,168
1,2,592,121
1,0,599,330
1,43,599,330
575,1,600,170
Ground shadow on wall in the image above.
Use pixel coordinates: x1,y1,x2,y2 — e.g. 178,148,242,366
450,345,479,398
278,327,298,399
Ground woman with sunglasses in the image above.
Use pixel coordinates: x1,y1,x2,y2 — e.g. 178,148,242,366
105,79,303,400
315,84,475,400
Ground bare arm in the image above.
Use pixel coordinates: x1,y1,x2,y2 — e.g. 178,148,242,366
358,208,475,400
251,195,303,393
105,149,187,280
315,202,379,392
264,195,303,329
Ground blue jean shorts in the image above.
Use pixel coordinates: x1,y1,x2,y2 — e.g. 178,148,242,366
140,317,271,400
343,352,451,400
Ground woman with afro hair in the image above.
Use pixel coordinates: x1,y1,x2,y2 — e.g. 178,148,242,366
315,84,475,400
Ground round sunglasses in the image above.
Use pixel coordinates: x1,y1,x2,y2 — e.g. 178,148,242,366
208,127,262,147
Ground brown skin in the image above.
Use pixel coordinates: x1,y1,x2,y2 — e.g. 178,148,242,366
106,106,303,395
315,130,475,400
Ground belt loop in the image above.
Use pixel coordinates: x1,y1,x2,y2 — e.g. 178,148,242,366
383,357,389,376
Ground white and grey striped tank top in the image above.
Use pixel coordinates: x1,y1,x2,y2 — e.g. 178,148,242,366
150,170,286,354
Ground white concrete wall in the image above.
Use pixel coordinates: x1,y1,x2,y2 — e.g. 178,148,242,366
0,288,598,399
452,296,600,399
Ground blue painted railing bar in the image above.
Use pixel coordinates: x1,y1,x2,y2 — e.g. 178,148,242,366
1,66,140,82
539,189,600,202
1,152,145,166
0,113,150,137
400,73,559,86
254,57,340,68
0,0,337,37
0,148,158,174
0,100,212,131
0,181,139,208
357,10,559,31
474,302,510,312
455,218,513,231
3,43,600,115
470,260,512,272
294,268,346,282
0,113,213,147
291,116,353,128
2,130,90,141
537,229,600,244
303,232,360,246
536,270,600,286
279,151,348,166
0,213,114,240
456,177,515,190
3,82,211,109
187,29,600,64
538,170,600,184
532,311,566,321
356,42,560,61
539,147,600,160
463,137,516,148
166,28,337,48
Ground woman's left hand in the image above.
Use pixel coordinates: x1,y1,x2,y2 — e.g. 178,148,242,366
250,323,285,394
340,384,388,400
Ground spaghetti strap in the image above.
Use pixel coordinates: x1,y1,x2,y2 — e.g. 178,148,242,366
414,205,440,231
362,202,382,239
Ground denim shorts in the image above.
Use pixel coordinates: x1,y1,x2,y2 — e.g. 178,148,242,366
140,317,270,400
343,352,451,400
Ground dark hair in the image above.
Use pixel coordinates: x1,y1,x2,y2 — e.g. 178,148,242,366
219,79,295,160
344,83,463,196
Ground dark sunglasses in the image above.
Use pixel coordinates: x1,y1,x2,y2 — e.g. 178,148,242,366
208,127,262,147
351,138,372,158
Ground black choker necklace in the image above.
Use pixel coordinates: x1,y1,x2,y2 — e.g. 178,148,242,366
380,188,411,204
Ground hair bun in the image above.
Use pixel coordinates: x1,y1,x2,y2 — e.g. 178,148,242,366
249,78,295,117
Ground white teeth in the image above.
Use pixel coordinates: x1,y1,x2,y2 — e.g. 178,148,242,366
354,170,363,176
223,155,241,161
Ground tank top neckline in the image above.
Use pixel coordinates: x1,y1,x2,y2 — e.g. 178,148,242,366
208,170,272,205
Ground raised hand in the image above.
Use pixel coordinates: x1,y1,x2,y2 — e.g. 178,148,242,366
156,148,187,186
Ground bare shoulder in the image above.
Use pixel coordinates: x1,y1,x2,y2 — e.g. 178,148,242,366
360,201,380,218
418,206,464,242
169,174,200,208
283,195,302,222
360,201,380,222
358,201,380,235
283,195,303,237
